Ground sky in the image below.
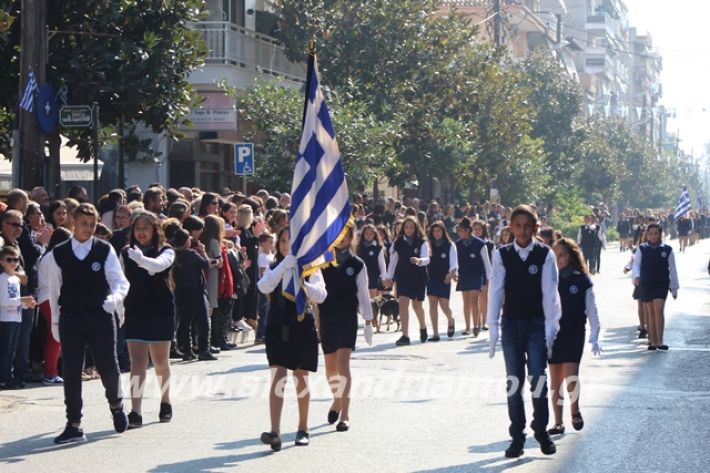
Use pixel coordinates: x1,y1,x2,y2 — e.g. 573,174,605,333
623,0,710,158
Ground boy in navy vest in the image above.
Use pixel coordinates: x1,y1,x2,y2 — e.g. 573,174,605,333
43,203,130,444
487,205,561,458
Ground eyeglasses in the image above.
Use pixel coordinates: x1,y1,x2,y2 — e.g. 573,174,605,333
3,222,22,228
4,257,19,263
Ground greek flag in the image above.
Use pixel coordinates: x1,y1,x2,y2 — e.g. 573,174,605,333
19,69,38,112
284,52,351,319
673,189,691,220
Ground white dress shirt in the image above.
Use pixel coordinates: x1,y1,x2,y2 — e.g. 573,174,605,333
123,247,175,275
355,265,374,320
257,257,327,304
43,237,130,342
486,240,562,352
631,243,680,293
386,240,430,280
585,284,601,345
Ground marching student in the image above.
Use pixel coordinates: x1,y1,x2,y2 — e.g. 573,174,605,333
425,221,457,340
547,238,601,436
624,247,648,339
43,203,130,444
383,216,430,346
356,224,386,332
257,227,326,451
319,224,374,431
577,215,600,275
456,217,491,337
121,210,176,428
0,246,37,389
632,223,679,351
487,205,561,458
473,219,495,332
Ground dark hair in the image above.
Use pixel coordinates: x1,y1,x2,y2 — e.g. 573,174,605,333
74,203,99,219
183,215,205,232
129,210,165,249
358,224,383,252
395,215,427,242
46,200,67,227
472,219,489,239
161,218,183,241
94,223,113,240
47,227,72,251
275,226,290,261
199,192,220,216
168,201,189,221
200,215,224,246
458,216,473,232
510,205,538,225
258,232,274,245
1,245,20,258
427,220,452,243
143,187,164,208
553,238,589,274
171,228,190,248
646,222,663,234
538,226,556,245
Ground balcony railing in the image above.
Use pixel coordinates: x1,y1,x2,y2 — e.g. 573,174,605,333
190,21,306,83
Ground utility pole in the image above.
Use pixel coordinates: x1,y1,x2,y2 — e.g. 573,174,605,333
493,0,501,48
18,0,47,189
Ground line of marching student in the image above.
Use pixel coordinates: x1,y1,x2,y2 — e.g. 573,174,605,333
0,186,685,459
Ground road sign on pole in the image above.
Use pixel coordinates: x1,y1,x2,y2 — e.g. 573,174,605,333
59,105,93,128
234,143,255,176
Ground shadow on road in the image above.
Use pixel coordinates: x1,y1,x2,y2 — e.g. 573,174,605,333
0,429,118,464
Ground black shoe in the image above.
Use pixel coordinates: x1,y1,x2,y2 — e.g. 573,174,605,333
198,351,218,361
260,431,282,452
54,423,87,444
182,351,196,361
24,373,44,383
169,348,184,359
225,342,238,349
218,344,232,351
395,336,410,346
638,329,648,339
535,432,556,455
473,327,480,337
548,424,565,435
111,405,128,433
571,412,584,431
7,379,25,389
127,411,143,429
159,402,172,422
254,338,265,345
428,335,441,342
295,430,310,446
447,322,455,338
336,421,350,432
647,345,657,351
209,346,221,354
504,439,525,458
420,328,428,343
481,325,489,331
327,410,340,424
657,344,669,351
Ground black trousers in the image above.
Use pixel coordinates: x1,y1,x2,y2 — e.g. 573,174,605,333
59,310,123,423
176,287,210,353
212,298,234,347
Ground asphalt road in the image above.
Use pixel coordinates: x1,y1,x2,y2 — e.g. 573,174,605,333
1,239,709,473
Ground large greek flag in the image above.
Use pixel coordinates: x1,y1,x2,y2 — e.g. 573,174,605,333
673,188,691,220
284,52,351,318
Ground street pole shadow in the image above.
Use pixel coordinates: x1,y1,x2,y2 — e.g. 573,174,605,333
0,429,118,463
413,456,547,473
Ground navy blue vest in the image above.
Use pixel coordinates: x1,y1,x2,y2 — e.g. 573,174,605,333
639,242,671,286
428,241,452,281
456,237,485,277
500,242,549,319
319,254,364,321
393,237,428,285
558,269,592,330
579,225,599,248
122,245,174,316
54,238,111,313
358,243,382,286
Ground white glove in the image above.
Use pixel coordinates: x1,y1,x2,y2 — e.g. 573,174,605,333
127,246,143,262
364,323,373,346
283,254,298,270
547,347,553,360
488,324,499,359
51,321,60,343
102,295,116,314
671,289,678,299
591,342,602,356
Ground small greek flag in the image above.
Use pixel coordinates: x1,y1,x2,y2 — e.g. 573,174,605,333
19,69,38,112
284,52,351,319
673,188,691,220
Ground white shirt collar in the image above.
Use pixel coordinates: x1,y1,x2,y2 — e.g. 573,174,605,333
71,236,94,250
513,239,533,253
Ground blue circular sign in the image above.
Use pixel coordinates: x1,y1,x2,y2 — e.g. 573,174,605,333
37,83,58,134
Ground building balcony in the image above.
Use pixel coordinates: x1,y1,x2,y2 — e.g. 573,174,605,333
189,21,306,84
586,13,620,38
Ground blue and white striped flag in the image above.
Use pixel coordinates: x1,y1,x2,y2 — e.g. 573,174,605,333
285,52,351,319
673,188,691,220
19,69,38,112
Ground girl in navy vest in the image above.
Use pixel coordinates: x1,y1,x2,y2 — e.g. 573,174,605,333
473,219,495,333
456,217,491,337
632,223,679,351
320,225,373,432
257,227,326,451
121,210,176,428
357,224,386,332
383,216,429,346
426,221,458,340
547,238,601,436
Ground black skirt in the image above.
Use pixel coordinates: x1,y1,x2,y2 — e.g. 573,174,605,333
320,312,358,355
265,316,319,372
123,308,175,342
640,283,669,302
549,325,585,364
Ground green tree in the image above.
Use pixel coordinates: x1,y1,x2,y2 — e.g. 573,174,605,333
0,0,208,161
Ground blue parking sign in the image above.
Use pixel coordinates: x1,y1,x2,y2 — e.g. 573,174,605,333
234,143,254,175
